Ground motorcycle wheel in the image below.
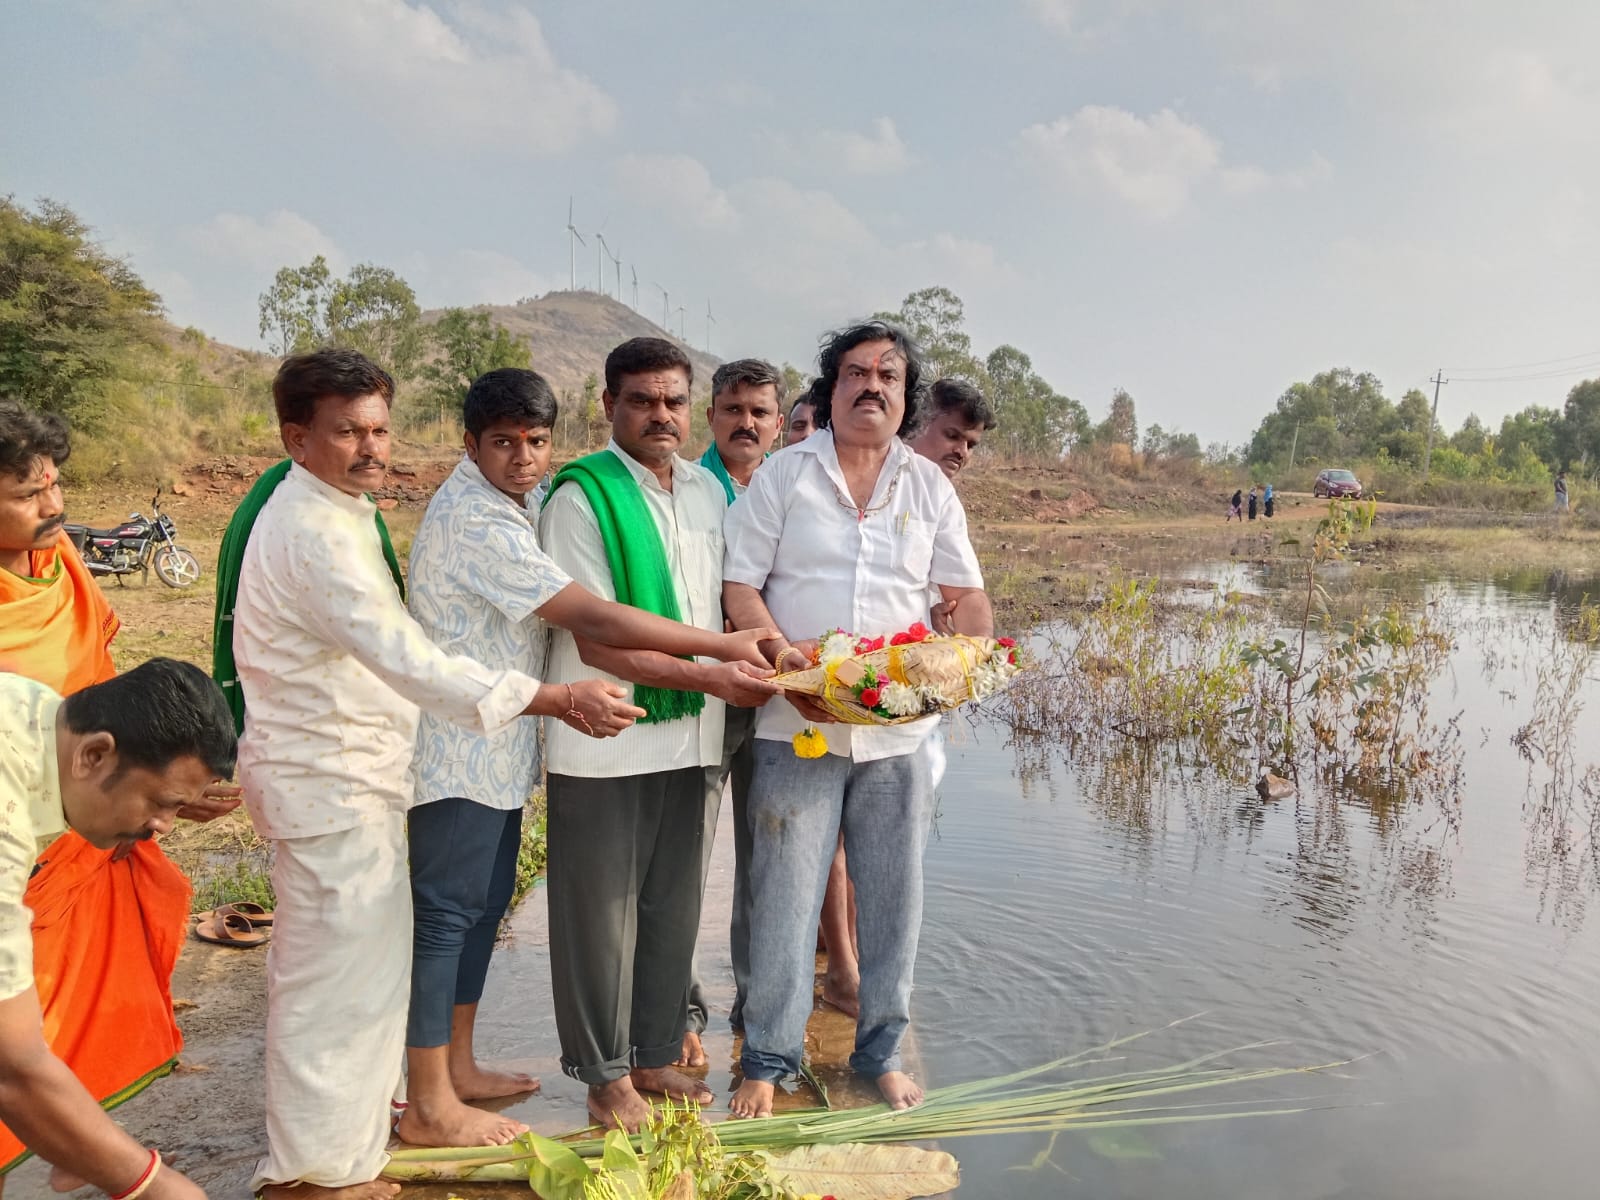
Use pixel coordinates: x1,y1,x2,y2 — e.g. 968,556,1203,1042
153,547,202,588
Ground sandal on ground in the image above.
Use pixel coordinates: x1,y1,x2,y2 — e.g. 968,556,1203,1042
216,900,274,927
194,911,269,948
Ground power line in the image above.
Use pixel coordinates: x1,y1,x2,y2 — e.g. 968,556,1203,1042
1444,347,1600,373
1445,361,1600,385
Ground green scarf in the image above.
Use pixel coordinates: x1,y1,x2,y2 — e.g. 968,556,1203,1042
698,442,768,506
211,459,405,735
542,450,704,725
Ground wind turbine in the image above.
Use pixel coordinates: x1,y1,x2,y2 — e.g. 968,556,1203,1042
631,266,639,311
565,198,586,291
594,233,607,297
674,304,686,341
608,243,623,301
654,283,669,331
705,299,716,354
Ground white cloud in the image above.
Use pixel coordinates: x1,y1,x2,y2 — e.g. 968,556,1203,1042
1019,106,1330,219
1019,106,1222,220
812,117,914,176
1024,0,1076,34
188,210,344,275
612,154,740,230
424,249,549,308
228,0,615,155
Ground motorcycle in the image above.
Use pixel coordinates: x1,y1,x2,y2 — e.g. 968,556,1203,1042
64,488,203,588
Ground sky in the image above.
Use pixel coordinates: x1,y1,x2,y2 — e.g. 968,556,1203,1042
5,0,1599,446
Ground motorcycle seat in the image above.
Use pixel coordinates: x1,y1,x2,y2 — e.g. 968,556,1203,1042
64,522,142,540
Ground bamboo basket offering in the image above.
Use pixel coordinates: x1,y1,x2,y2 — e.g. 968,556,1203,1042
774,624,1026,756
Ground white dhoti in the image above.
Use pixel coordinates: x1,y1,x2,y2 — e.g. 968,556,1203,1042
252,812,411,1191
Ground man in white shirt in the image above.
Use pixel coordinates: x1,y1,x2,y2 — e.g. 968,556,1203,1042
681,359,784,1067
723,321,993,1119
404,367,775,1147
539,337,772,1131
0,660,235,1200
231,349,643,1200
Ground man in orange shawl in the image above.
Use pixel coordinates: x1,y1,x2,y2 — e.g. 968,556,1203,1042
0,401,238,1189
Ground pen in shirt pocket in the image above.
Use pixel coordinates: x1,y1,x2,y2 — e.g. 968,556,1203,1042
898,512,910,535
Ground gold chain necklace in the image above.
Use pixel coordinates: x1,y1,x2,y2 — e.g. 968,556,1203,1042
829,458,908,523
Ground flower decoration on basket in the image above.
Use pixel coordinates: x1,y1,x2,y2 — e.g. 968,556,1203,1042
774,623,1028,756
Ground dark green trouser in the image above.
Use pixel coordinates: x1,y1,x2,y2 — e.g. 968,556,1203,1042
547,766,708,1085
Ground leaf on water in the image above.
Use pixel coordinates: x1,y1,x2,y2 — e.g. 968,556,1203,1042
762,1142,960,1200
1083,1127,1163,1161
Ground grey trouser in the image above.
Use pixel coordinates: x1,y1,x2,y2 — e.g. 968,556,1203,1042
547,766,708,1085
686,706,756,1034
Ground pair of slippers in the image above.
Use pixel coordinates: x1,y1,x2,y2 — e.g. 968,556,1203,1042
193,901,274,948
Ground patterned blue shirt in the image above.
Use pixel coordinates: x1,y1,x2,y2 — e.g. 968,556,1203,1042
409,457,571,810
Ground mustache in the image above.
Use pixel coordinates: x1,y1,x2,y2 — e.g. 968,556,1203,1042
854,392,886,406
34,516,64,538
730,429,760,442
642,423,681,438
351,458,386,470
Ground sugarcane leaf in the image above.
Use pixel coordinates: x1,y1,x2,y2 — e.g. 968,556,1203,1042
601,1129,642,1174
523,1130,594,1200
761,1142,960,1200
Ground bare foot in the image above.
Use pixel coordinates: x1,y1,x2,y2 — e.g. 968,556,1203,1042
674,1030,707,1068
260,1182,401,1200
396,1097,528,1147
588,1077,653,1132
821,967,860,1018
630,1064,714,1105
729,1079,775,1118
48,1165,86,1192
452,1060,539,1101
875,1070,924,1110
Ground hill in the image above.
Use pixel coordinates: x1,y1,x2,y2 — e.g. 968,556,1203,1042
425,290,724,401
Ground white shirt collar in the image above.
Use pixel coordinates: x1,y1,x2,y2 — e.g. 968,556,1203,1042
799,429,913,509
288,460,378,517
606,438,692,492
454,455,536,515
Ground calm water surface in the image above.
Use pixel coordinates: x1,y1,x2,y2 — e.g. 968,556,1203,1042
917,567,1600,1198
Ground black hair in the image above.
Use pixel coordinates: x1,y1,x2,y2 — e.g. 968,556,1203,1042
812,320,925,437
711,358,782,400
61,658,237,780
273,348,396,428
0,401,71,479
603,337,693,398
927,377,996,432
463,368,558,437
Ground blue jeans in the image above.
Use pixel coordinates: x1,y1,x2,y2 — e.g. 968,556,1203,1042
740,738,932,1083
406,799,521,1048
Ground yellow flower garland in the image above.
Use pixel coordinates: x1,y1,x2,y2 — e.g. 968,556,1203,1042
792,726,829,758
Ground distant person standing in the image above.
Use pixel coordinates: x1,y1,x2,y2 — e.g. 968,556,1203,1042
1247,486,1259,521
785,389,818,446
1555,471,1569,512
1263,483,1275,518
1227,489,1243,522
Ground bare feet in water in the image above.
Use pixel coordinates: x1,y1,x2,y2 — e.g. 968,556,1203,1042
729,1078,776,1118
260,1183,401,1200
675,1029,707,1068
630,1064,714,1105
452,1058,539,1102
396,1095,528,1147
875,1070,924,1110
821,965,860,1018
587,1077,654,1132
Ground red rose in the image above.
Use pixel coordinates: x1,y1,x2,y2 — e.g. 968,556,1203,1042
890,632,914,646
858,687,882,708
906,622,930,642
997,636,1016,648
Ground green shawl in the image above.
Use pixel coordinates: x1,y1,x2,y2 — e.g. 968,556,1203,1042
542,451,703,725
699,442,767,506
211,459,405,735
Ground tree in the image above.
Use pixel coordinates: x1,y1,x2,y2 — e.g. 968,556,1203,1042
1498,405,1561,470
1558,379,1600,476
984,343,1086,457
1449,413,1488,456
257,255,334,355
0,196,162,416
257,257,422,378
1095,388,1138,448
779,362,809,403
1247,368,1395,467
419,308,532,422
879,286,987,381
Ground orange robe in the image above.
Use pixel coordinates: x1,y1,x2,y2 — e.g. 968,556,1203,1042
0,532,191,1173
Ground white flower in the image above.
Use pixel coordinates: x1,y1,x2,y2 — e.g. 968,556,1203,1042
880,681,925,717
819,631,856,667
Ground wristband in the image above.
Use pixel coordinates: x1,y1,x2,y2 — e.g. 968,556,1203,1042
111,1150,161,1200
564,683,596,736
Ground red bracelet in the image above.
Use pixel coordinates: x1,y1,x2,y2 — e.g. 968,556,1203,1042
111,1149,161,1200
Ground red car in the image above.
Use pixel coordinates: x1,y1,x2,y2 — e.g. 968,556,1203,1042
1313,468,1363,499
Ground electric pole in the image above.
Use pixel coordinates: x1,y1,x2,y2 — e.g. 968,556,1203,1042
1421,368,1448,479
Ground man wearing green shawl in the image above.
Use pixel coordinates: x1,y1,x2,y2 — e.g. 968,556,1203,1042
539,338,770,1132
682,359,783,1068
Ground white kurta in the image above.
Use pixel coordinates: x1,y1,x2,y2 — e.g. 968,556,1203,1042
233,462,541,1189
